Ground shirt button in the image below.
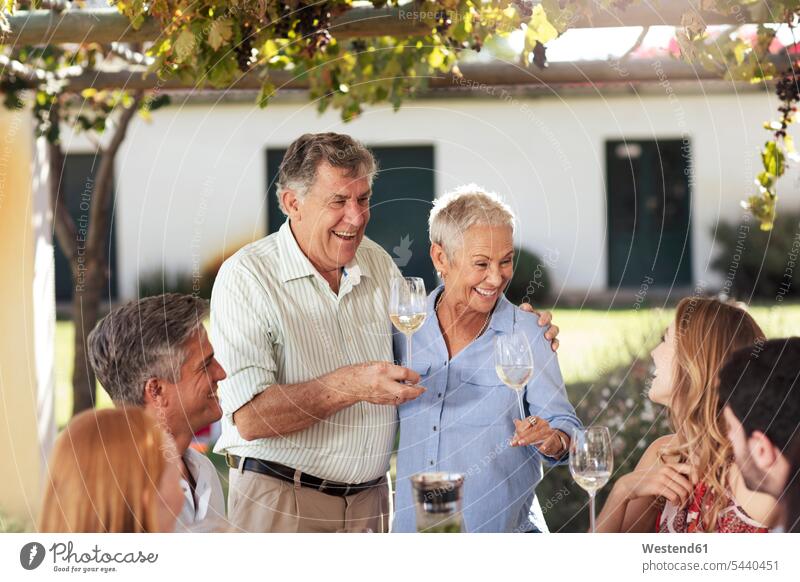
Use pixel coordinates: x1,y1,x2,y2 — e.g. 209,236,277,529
433,425,437,431
437,393,442,398
429,460,434,466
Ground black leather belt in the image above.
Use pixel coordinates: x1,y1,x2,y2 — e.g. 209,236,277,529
226,454,384,498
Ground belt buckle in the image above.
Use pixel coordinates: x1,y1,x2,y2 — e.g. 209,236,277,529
320,479,350,496
225,453,236,469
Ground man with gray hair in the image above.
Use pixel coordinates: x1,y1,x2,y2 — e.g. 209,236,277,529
88,293,227,532
213,132,425,532
212,132,559,532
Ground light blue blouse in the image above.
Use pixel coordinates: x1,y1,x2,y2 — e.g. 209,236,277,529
392,286,582,533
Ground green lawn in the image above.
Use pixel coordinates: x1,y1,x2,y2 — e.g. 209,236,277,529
54,304,800,427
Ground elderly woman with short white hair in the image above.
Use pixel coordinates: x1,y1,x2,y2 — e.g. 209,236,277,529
392,185,582,533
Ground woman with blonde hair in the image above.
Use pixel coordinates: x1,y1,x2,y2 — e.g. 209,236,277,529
39,407,184,533
596,296,778,532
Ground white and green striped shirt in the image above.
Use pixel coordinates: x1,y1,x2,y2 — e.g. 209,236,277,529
211,220,402,483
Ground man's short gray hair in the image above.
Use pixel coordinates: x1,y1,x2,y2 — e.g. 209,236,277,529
276,132,378,214
87,293,209,406
428,184,516,257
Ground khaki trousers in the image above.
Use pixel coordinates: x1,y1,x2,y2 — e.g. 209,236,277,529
228,467,391,533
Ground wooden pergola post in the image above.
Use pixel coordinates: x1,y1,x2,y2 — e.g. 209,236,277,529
0,105,55,528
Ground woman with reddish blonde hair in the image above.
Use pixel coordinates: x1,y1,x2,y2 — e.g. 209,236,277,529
38,407,184,533
596,297,778,532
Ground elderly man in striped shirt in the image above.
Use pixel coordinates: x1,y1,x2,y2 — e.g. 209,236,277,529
212,132,558,532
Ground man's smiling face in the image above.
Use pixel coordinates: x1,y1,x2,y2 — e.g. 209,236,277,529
286,162,372,273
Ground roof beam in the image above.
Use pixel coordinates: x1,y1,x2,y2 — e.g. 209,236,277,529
1,3,778,47
59,57,782,93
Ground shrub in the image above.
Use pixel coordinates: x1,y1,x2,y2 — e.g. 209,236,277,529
710,210,800,300
135,247,232,300
506,246,553,306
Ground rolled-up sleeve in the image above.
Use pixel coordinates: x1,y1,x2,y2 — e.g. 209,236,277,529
211,258,278,425
525,325,583,466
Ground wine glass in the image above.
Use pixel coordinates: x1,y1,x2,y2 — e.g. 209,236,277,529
494,332,533,420
569,426,613,533
389,277,427,369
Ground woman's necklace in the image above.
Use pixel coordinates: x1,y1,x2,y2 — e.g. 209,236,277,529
435,291,492,346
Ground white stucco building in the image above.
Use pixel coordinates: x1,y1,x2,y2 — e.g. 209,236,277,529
55,86,798,303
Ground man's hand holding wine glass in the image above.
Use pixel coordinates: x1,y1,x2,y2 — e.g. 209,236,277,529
325,361,425,406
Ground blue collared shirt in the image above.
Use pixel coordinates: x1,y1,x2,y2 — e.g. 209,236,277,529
392,286,582,533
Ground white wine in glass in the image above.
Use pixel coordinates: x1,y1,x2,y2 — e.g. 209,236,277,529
494,333,533,420
389,277,427,369
569,426,613,533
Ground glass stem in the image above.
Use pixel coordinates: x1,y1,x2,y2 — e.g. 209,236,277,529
406,333,412,369
589,492,596,533
517,390,525,420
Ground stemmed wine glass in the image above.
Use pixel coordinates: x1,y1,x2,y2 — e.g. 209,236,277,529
389,277,427,368
494,332,533,420
569,426,613,533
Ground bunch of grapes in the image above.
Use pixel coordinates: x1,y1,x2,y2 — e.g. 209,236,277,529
776,68,800,104
295,2,334,56
235,22,254,71
434,10,452,36
775,65,800,138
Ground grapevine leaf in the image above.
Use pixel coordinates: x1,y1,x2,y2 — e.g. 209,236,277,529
207,19,233,52
762,141,785,178
525,5,558,47
174,29,197,64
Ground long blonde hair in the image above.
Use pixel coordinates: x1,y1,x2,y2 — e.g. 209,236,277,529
38,407,172,533
661,297,765,532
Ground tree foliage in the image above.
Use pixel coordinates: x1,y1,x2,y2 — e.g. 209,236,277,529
4,0,799,227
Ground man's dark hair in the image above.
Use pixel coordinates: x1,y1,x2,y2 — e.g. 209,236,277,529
785,434,800,532
718,337,800,452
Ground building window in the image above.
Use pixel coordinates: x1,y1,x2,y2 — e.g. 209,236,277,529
606,139,692,289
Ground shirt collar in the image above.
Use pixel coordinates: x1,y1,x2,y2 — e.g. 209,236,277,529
430,284,515,335
276,219,372,284
277,220,317,283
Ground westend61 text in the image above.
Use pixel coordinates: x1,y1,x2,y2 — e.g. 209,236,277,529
642,543,708,554
49,542,159,564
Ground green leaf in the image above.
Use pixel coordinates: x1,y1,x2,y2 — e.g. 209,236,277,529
756,171,773,188
174,29,197,64
762,141,785,178
257,79,276,108
427,47,445,69
733,41,748,65
525,5,558,47
146,94,171,112
207,19,233,52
